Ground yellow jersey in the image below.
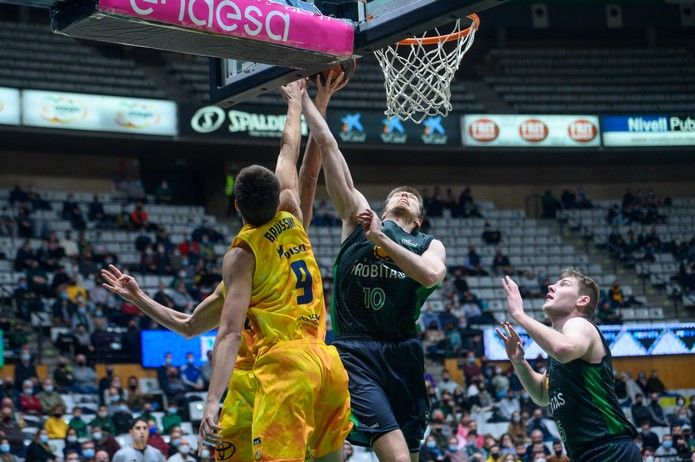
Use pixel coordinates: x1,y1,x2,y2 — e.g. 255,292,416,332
232,211,325,357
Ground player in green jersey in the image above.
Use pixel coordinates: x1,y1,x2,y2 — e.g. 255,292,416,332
300,84,447,461
497,268,639,462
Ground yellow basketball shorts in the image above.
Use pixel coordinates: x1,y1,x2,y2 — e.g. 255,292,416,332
251,340,353,461
216,368,256,462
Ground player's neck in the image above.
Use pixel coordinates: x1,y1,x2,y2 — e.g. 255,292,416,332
383,214,416,233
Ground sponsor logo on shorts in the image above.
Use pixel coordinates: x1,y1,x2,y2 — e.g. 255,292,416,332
215,441,236,461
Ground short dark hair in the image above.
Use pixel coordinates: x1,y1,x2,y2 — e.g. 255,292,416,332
234,165,280,227
129,418,149,430
560,267,599,317
383,186,425,221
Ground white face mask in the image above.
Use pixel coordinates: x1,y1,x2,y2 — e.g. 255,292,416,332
179,446,190,455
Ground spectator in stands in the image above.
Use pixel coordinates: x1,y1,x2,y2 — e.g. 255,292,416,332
44,405,68,439
156,353,173,395
646,370,666,394
632,394,652,428
161,403,182,434
655,434,678,459
18,379,41,415
72,354,99,394
146,420,168,458
443,436,465,462
0,206,16,237
127,179,146,203
0,438,17,462
53,357,74,392
461,351,482,384
437,370,461,397
636,371,650,394
112,419,164,462
0,406,23,456
170,281,194,313
547,439,569,462
541,190,561,219
9,185,28,207
461,291,483,324
481,222,502,245
62,194,78,220
525,430,551,461
576,187,592,209
95,450,109,462
36,240,61,271
518,271,541,298
124,376,144,412
25,429,55,462
14,240,38,271
179,353,203,391
64,450,80,462
91,406,116,436
421,433,446,461
491,366,510,400
596,300,623,325
154,180,173,204
608,280,626,308
497,390,520,422
13,279,40,322
130,203,149,231
36,379,65,414
492,249,513,276
648,393,668,426
91,317,114,360
464,246,487,275
69,203,87,231
640,421,660,451
526,409,554,442
74,323,95,357
89,195,106,223
166,439,195,462
68,406,88,438
91,426,120,459
112,400,133,435
560,189,576,209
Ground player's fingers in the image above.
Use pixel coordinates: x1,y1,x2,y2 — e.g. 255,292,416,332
109,264,123,277
100,270,117,285
494,328,508,342
102,283,116,293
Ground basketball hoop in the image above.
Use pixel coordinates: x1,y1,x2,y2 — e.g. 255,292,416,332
374,14,480,124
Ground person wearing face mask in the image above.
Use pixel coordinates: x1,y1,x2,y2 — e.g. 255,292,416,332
165,440,195,462
73,354,99,394
179,353,203,392
443,436,466,462
462,351,482,383
437,370,462,396
421,435,446,461
25,429,55,462
484,444,502,462
498,390,520,422
166,428,182,458
654,434,678,459
63,429,82,458
68,405,88,438
91,426,121,460
145,420,168,458
44,405,68,439
111,419,165,462
0,438,17,462
161,403,182,435
507,411,526,445
13,348,37,392
36,379,65,415
0,406,23,455
546,439,569,462
112,400,133,435
18,380,42,415
91,406,116,436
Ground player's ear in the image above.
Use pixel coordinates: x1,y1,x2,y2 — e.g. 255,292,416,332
576,294,590,312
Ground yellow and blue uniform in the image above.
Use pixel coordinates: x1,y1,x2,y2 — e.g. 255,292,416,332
232,211,351,461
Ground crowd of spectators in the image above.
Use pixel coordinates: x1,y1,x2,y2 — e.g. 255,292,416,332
414,362,695,462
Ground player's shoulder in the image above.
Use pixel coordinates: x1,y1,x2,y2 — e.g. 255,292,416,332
562,316,599,337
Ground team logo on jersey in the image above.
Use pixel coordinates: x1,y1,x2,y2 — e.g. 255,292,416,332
373,245,391,261
421,116,448,145
215,441,236,460
381,117,407,144
253,437,262,461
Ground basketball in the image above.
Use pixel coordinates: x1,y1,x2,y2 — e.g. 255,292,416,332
319,59,357,83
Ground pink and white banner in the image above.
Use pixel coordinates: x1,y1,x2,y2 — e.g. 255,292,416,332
99,0,354,58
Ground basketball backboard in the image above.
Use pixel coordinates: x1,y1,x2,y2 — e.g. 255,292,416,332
209,0,507,106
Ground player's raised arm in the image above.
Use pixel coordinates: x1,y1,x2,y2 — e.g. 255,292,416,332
298,71,347,229
275,79,306,222
496,322,549,407
101,265,222,338
301,87,369,234
199,246,254,449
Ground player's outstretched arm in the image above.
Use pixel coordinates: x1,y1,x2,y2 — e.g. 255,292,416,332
276,79,305,223
496,321,549,407
356,209,446,288
301,89,369,232
502,276,593,363
101,265,222,338
298,71,347,229
199,247,254,450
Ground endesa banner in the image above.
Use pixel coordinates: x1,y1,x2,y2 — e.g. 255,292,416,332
0,87,20,126
22,90,177,136
601,115,695,147
462,114,600,148
326,111,461,146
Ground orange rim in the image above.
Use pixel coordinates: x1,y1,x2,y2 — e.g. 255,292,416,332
397,13,480,46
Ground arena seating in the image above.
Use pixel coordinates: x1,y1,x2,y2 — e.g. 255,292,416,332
482,47,695,113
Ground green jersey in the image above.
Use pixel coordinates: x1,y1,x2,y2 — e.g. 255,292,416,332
331,221,436,340
547,322,637,458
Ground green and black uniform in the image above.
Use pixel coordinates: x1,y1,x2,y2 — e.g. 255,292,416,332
547,322,639,462
331,221,436,451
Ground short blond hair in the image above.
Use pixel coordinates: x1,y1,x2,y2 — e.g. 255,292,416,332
560,267,599,317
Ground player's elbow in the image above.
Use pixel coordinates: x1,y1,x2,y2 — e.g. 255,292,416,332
422,265,446,288
314,129,337,151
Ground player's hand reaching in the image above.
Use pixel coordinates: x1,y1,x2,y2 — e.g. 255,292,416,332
314,69,348,108
495,321,525,363
101,264,141,304
502,275,525,320
356,209,384,244
280,79,306,106
198,401,222,454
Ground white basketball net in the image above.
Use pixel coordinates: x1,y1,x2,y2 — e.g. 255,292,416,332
374,16,479,124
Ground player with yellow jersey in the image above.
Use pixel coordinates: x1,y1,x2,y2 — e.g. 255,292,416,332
200,79,351,462
102,75,348,462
